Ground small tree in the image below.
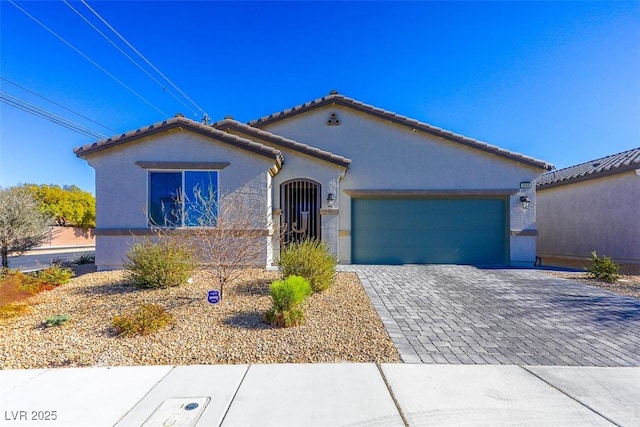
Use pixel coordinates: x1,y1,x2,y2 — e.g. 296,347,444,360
182,184,268,299
0,186,53,268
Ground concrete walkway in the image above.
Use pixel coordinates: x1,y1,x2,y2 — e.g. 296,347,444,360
347,265,640,366
1,364,638,426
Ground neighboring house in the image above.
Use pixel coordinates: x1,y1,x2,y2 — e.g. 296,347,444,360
536,147,640,266
74,91,553,270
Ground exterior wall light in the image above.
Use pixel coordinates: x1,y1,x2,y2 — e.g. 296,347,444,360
520,196,531,209
327,193,335,208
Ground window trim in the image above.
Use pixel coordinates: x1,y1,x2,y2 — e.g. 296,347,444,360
147,169,221,228
136,161,229,170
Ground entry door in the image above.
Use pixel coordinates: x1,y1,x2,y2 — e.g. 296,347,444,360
281,179,320,244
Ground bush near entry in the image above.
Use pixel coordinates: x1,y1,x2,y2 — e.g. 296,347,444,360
278,239,336,292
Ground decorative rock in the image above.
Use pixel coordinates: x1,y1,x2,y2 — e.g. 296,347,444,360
0,269,400,369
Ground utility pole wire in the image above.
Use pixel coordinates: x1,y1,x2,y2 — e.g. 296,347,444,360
81,0,208,119
62,0,199,118
1,92,108,140
1,76,117,133
8,0,168,118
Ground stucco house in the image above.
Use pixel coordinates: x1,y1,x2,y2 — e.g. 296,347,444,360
536,147,640,267
74,91,553,271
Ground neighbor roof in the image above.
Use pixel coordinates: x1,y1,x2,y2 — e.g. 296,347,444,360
536,147,640,189
249,91,554,170
212,118,351,168
73,117,285,170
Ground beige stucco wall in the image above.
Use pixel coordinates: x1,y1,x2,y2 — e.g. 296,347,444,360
537,170,640,264
262,105,545,265
83,129,276,270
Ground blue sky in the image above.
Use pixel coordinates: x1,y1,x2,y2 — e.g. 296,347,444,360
1,1,639,194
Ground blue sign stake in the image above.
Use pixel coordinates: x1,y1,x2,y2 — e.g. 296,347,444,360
207,290,220,304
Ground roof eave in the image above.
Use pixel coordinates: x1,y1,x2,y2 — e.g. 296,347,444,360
250,95,553,171
214,119,352,169
74,118,283,163
537,163,639,190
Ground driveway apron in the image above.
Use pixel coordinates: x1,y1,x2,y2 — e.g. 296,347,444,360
346,265,640,366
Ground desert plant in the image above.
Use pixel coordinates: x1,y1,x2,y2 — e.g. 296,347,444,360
124,239,194,289
180,184,268,299
37,265,75,287
112,304,175,337
11,270,43,293
0,302,31,321
45,313,70,327
266,275,312,327
278,239,336,292
586,251,620,283
1,271,37,321
74,252,95,265
0,186,53,268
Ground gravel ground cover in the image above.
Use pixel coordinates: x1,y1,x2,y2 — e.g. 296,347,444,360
0,270,400,369
544,271,640,299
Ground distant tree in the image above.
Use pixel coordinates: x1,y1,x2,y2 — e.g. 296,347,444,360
0,186,53,268
22,184,96,228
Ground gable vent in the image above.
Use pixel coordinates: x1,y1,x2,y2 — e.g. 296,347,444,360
327,113,340,126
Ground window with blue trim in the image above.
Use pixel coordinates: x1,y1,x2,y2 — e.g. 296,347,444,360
148,170,219,227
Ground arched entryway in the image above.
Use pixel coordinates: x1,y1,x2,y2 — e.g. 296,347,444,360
280,179,321,244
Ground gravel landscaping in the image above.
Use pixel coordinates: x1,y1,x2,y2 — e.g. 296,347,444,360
0,270,400,369
545,271,640,299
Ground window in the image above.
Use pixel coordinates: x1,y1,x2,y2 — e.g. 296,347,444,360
148,170,219,227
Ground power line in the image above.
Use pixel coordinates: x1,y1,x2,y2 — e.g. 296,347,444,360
8,0,169,118
1,77,117,133
1,91,108,140
80,0,208,119
62,0,199,118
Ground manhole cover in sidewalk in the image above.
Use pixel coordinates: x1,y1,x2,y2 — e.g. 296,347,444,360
142,397,210,427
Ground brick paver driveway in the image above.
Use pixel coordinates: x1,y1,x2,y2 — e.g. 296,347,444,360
346,265,640,366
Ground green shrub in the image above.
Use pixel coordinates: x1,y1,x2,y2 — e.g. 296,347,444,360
278,239,336,292
586,251,620,283
45,313,70,327
37,265,75,287
124,239,194,289
266,275,312,327
112,304,174,337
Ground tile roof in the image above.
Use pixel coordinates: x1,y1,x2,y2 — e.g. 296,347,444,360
249,92,554,171
73,117,284,171
537,147,640,189
212,118,351,168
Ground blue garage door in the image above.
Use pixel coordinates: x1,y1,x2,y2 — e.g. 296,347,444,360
352,197,508,265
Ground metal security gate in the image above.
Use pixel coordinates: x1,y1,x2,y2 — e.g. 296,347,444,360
281,179,320,244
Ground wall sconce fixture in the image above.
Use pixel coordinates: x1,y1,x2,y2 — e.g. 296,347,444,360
327,193,335,208
520,196,531,209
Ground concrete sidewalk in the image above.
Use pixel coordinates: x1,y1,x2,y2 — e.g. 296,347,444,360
1,364,638,426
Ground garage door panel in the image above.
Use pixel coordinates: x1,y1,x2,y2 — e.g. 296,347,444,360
352,198,507,265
